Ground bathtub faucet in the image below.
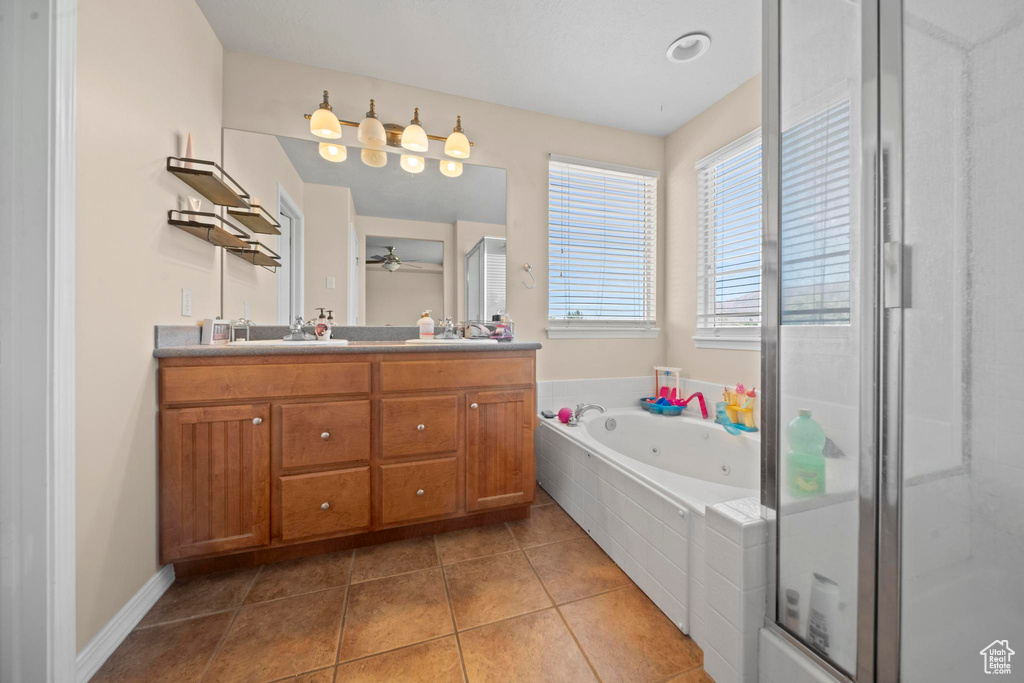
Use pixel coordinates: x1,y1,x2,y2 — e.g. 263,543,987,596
568,403,606,426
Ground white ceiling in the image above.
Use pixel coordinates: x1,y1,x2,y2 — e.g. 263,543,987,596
197,0,761,136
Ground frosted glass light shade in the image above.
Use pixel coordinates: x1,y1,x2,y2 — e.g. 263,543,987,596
401,124,428,152
444,115,470,159
358,116,386,148
439,159,463,178
400,154,425,173
318,142,347,162
361,148,388,168
310,107,341,139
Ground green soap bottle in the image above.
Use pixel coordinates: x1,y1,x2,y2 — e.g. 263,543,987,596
786,409,826,498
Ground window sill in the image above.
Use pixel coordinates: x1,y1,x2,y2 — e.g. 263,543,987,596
547,326,660,339
692,334,760,351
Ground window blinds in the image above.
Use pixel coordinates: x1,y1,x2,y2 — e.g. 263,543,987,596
548,157,658,323
696,131,763,330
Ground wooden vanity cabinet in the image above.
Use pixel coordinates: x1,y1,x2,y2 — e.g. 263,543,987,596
158,350,536,569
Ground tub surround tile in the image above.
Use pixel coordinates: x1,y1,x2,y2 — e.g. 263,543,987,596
339,568,453,662
434,523,518,565
560,586,702,683
245,551,353,604
205,588,347,682
333,636,463,683
458,609,596,683
138,567,258,627
91,612,233,682
507,496,587,548
525,536,631,603
443,551,551,629
350,536,439,583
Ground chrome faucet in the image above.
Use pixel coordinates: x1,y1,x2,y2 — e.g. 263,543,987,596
283,315,314,341
568,403,606,426
439,316,458,339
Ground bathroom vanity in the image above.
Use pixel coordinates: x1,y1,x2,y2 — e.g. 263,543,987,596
154,341,538,572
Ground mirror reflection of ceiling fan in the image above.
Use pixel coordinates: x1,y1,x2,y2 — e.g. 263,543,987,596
365,245,423,272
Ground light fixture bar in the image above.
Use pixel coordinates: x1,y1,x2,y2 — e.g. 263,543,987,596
303,113,474,147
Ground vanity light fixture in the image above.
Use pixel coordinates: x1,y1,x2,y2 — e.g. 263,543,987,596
666,33,711,63
401,108,429,152
444,116,471,159
439,159,463,178
309,90,342,139
318,142,347,162
357,99,387,148
361,148,388,168
400,154,425,174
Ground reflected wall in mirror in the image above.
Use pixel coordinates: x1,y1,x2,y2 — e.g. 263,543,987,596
221,128,507,325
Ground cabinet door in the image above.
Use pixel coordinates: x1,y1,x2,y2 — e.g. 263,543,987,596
466,390,535,511
160,404,270,562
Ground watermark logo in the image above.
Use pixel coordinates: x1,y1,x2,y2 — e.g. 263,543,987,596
980,640,1015,675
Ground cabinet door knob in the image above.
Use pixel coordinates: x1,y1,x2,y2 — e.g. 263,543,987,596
320,502,330,510
416,489,425,496
470,403,478,409
417,424,425,431
321,432,331,440
252,417,263,425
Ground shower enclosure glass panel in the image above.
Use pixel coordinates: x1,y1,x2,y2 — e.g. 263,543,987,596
899,2,1024,681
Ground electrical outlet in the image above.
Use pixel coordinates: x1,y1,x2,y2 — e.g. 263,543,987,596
243,300,251,320
181,288,193,317
326,276,336,289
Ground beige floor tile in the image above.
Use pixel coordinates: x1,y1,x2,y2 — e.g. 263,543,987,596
278,667,337,682
525,536,630,603
138,567,258,627
665,667,713,682
533,486,555,506
560,586,702,683
334,636,463,683
435,523,517,565
350,536,439,583
443,551,551,630
205,588,346,682
246,551,353,604
92,612,232,682
506,503,586,548
459,609,595,683
339,568,453,662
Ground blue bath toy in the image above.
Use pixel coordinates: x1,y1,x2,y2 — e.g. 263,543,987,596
715,402,742,435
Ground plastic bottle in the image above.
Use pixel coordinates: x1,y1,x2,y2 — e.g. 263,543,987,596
314,307,331,340
417,311,435,340
786,409,826,498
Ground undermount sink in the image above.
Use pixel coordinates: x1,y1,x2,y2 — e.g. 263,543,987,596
227,339,349,346
405,338,499,344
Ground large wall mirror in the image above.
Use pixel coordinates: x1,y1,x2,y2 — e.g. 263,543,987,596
221,128,507,326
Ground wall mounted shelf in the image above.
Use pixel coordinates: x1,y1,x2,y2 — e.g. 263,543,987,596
227,204,281,235
167,157,250,208
228,240,281,271
167,209,249,250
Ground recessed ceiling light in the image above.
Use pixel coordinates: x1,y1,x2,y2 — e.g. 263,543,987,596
666,33,711,63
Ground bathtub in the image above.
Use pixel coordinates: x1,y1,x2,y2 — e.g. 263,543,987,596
534,406,760,647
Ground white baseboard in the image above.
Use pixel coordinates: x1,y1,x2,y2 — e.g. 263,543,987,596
76,565,175,682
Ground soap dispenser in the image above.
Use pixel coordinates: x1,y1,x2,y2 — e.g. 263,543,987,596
417,310,435,340
314,307,331,340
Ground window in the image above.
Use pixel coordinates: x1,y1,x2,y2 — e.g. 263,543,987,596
695,100,851,349
547,155,658,338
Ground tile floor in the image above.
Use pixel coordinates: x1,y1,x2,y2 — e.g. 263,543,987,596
94,487,711,682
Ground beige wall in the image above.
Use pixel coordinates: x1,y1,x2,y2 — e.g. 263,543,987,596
366,268,445,327
222,129,305,323
75,0,224,650
221,51,666,380
664,75,761,388
303,184,352,321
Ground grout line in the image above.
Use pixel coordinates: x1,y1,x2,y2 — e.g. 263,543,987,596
133,607,238,631
437,535,470,683
265,664,336,683
198,569,261,682
333,633,457,670
333,550,356,666
349,560,442,586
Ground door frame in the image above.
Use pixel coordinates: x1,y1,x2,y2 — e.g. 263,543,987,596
276,183,304,324
0,0,78,679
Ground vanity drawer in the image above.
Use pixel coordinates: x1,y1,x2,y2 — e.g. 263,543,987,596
381,395,458,458
279,468,371,541
161,362,371,404
279,400,370,469
380,458,459,525
380,358,534,393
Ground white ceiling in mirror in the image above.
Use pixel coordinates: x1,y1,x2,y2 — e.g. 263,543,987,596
366,237,444,267
196,0,761,136
275,136,506,224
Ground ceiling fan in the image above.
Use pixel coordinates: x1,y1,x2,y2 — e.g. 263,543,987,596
365,245,422,272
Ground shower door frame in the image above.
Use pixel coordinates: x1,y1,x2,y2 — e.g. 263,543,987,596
761,0,905,680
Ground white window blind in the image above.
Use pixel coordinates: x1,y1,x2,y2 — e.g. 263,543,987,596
548,156,658,325
696,130,763,332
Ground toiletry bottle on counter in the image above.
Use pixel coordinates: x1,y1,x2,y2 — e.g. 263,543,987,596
806,573,840,659
417,311,435,340
786,409,826,498
326,309,336,332
314,308,331,340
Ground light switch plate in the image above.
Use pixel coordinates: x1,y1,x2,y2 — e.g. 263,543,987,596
181,288,193,317
326,276,336,289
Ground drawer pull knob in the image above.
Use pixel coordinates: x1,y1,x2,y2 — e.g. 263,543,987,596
470,403,478,409
252,417,263,425
320,502,330,510
417,424,425,431
321,431,331,440
416,489,425,496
